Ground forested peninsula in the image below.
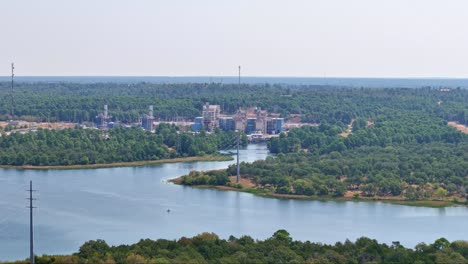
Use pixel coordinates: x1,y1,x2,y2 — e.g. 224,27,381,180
167,86,468,206
8,230,468,264
0,125,245,167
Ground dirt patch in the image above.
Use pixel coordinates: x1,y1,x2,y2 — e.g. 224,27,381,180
0,121,76,130
448,121,468,134
229,176,256,188
344,191,361,198
340,119,355,138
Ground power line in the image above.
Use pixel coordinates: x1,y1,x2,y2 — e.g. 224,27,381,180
26,181,36,264
236,130,240,183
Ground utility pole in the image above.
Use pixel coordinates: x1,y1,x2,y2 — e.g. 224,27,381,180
236,131,240,183
11,63,15,118
27,181,36,264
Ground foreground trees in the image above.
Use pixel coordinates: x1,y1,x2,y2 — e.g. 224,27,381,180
11,231,468,264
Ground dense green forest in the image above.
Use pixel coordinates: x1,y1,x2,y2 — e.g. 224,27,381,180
9,230,468,264
0,125,246,166
0,82,467,126
180,103,468,202
1,82,467,198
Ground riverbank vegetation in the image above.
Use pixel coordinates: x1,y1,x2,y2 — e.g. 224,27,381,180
8,230,468,264
0,124,246,166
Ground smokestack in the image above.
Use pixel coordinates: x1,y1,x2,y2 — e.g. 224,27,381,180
149,105,153,118
104,105,108,118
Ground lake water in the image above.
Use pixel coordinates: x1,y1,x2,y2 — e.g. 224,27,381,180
0,144,467,261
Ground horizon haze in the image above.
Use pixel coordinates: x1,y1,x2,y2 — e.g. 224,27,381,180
2,0,468,78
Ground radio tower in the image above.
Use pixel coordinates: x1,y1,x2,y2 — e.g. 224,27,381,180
10,63,15,118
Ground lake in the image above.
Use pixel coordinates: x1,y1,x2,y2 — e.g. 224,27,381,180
0,144,467,261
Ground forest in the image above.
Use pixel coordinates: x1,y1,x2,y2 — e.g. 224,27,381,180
0,82,467,199
0,125,246,166
8,230,468,264
0,82,467,126
178,88,467,203
181,124,467,202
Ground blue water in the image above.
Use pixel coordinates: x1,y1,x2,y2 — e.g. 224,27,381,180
0,144,467,261
1,76,468,88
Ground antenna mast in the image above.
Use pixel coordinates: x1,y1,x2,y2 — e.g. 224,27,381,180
11,63,15,118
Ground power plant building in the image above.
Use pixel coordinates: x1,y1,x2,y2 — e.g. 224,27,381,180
267,118,284,134
191,117,204,132
141,105,155,131
219,117,235,131
202,103,220,131
96,105,111,128
245,118,257,134
192,103,284,135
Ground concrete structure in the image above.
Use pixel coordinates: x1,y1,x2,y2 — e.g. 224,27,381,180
202,103,220,131
141,105,155,131
245,118,257,134
234,108,247,132
267,118,284,134
219,117,235,131
255,107,268,134
193,103,284,135
191,117,204,132
96,105,111,128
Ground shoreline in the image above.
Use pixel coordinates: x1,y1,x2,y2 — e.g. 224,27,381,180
0,155,233,170
169,177,465,208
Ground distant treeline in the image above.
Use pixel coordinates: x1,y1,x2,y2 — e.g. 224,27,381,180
10,230,468,264
0,125,247,166
0,82,467,125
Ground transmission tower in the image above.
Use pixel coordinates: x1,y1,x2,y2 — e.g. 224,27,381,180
27,181,36,264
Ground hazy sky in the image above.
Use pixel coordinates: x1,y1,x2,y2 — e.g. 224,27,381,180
2,0,468,77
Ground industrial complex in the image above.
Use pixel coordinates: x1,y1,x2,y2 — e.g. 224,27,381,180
191,103,284,135
94,103,284,137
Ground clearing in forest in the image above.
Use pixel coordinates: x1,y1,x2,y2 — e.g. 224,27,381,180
339,119,355,138
448,121,468,134
229,176,256,188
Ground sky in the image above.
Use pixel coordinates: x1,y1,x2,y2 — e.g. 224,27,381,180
1,0,468,77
